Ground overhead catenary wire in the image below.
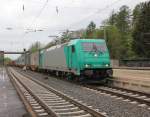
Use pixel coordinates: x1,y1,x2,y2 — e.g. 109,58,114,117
39,0,124,32
21,0,127,41
67,0,123,29
23,0,124,32
29,0,49,28
21,0,49,40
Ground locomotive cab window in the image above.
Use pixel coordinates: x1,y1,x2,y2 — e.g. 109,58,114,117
82,42,107,52
72,45,75,53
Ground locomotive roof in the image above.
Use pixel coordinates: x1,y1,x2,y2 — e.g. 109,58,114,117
68,39,105,45
45,39,106,51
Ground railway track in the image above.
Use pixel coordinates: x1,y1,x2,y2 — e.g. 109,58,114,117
7,67,107,117
84,85,150,106
14,67,150,108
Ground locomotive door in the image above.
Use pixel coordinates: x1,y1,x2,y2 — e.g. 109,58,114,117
69,45,75,68
68,46,72,69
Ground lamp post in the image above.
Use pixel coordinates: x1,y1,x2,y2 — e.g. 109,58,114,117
100,25,106,40
0,51,4,66
23,48,26,67
100,25,111,41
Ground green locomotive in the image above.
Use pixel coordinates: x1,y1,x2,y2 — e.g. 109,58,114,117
40,39,112,82
16,39,113,82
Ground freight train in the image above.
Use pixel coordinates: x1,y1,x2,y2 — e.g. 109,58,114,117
15,39,113,82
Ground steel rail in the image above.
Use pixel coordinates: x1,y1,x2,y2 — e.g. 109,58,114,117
8,68,51,117
16,67,150,107
85,85,150,106
6,68,37,117
8,67,107,117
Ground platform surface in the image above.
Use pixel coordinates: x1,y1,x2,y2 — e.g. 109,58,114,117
113,69,150,81
0,67,26,117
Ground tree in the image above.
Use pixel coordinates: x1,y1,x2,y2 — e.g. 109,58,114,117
108,10,117,25
106,26,122,59
85,21,96,38
132,1,150,58
106,5,134,58
116,5,131,34
82,21,122,58
132,3,143,28
4,57,11,64
29,41,41,53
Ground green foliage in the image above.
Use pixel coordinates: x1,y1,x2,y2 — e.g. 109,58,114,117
115,5,131,34
82,5,134,59
132,1,150,58
108,10,117,25
132,3,143,27
4,57,11,64
29,41,41,53
61,30,70,42
107,5,134,59
84,21,96,38
105,25,122,59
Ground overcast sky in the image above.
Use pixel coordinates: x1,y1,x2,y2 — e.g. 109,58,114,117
0,0,148,59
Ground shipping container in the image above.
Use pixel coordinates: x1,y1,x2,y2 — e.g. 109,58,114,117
30,51,39,70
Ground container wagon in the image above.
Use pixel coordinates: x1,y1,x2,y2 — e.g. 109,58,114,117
30,51,39,70
15,54,25,67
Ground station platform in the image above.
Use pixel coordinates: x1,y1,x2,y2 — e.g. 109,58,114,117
0,67,26,117
113,68,150,81
110,68,150,93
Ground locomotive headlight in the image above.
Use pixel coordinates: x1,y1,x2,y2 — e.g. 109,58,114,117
85,64,89,68
94,53,98,57
105,64,109,67
85,64,90,68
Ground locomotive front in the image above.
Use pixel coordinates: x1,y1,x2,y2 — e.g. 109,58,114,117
78,39,113,79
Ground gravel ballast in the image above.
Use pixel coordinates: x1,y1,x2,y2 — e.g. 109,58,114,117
15,68,150,117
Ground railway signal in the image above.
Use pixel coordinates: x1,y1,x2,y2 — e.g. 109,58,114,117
0,51,4,66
